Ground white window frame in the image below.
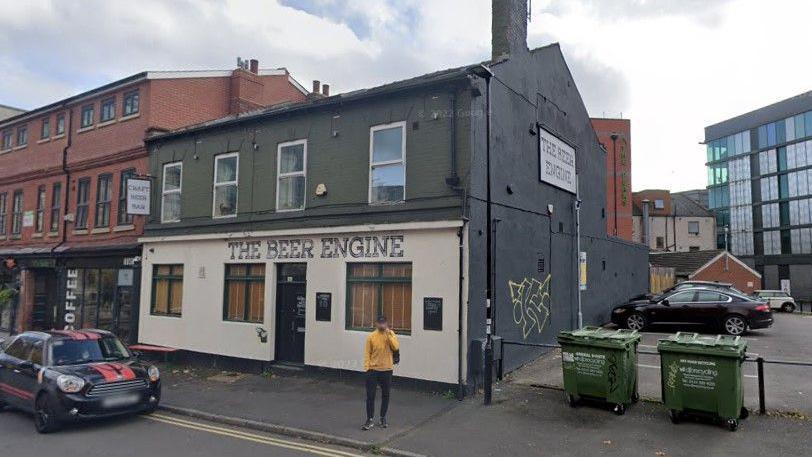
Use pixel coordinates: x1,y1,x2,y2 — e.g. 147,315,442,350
161,162,183,223
275,139,307,212
213,152,239,219
368,121,407,204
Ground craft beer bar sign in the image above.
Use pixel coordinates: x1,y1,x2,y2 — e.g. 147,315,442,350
228,234,405,260
539,127,576,194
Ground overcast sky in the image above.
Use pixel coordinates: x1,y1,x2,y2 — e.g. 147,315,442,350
1,0,810,192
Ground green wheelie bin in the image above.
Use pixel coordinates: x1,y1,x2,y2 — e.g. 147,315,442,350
557,327,641,415
658,332,748,431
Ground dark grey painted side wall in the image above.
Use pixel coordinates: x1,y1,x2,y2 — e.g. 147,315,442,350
464,44,648,387
147,85,473,234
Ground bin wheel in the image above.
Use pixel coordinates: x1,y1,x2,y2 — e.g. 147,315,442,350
740,407,749,420
613,403,626,416
727,419,739,431
567,394,578,408
669,409,681,424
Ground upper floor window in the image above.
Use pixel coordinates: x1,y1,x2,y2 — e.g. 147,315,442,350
1,130,12,150
16,126,27,147
213,153,238,218
123,90,140,117
688,221,700,235
35,185,46,233
276,140,306,211
50,183,62,232
11,190,23,235
369,122,406,204
654,199,665,209
80,104,94,128
55,113,65,136
95,174,113,227
118,169,136,225
162,162,182,223
100,98,116,123
0,193,7,235
40,118,50,139
75,178,90,229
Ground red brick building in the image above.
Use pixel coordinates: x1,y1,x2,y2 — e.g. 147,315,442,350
591,118,632,241
0,61,308,339
649,249,762,295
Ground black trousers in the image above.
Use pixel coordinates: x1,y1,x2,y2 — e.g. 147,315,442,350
365,370,392,420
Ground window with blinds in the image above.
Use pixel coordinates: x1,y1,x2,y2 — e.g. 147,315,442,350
152,265,184,316
346,263,412,333
223,264,265,323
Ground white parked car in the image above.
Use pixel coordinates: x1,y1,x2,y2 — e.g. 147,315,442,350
754,290,797,313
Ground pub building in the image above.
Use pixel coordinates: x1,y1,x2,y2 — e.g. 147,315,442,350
0,59,309,339
138,0,647,390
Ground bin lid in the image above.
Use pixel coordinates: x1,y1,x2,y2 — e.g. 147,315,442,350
557,326,640,346
657,332,746,358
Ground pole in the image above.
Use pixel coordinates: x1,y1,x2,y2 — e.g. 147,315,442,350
482,66,493,406
575,174,583,329
757,357,766,414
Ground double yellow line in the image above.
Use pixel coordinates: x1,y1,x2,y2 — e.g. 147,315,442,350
144,413,363,457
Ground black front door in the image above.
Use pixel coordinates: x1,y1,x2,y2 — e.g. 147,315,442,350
31,270,57,331
275,264,307,364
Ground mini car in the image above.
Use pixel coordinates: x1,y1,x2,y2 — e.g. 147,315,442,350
753,290,797,313
0,329,161,433
612,287,773,335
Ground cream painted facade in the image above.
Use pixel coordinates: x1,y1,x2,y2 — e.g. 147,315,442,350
632,216,716,252
138,221,466,384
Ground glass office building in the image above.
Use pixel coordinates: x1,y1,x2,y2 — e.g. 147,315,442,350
705,92,812,299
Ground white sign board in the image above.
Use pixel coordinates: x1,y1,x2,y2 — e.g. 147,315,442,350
126,178,151,215
539,127,576,194
22,210,34,227
780,279,791,294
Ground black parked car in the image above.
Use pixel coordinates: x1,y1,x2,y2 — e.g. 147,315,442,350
0,329,161,433
612,288,773,335
631,280,741,301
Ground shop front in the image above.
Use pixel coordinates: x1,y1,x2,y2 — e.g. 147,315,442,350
138,221,466,384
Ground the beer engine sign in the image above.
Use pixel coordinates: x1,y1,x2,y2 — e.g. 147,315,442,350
228,234,405,260
63,269,79,329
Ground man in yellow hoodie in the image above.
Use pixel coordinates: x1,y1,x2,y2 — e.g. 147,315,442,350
362,316,399,431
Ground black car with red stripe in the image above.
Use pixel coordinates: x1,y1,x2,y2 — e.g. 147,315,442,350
0,329,161,433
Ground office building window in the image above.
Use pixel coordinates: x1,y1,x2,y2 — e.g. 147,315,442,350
100,97,116,122
118,169,136,225
346,263,412,333
161,163,182,223
50,183,61,232
223,264,265,323
40,118,50,139
56,113,65,136
95,174,112,227
277,140,306,211
369,122,406,203
123,90,140,116
75,178,90,229
213,153,238,218
35,185,46,233
152,265,183,317
81,104,94,128
11,190,23,235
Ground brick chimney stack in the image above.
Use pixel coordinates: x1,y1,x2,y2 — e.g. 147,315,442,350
322,84,330,97
249,59,259,74
229,58,265,114
492,0,529,61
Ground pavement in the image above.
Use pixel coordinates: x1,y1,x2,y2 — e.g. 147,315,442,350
512,313,812,414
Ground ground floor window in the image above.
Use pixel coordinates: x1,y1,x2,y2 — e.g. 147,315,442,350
223,264,265,323
346,263,412,333
151,264,183,317
66,267,136,343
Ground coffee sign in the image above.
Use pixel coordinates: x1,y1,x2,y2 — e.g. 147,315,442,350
228,235,405,260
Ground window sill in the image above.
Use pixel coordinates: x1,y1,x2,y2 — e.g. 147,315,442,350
0,236,6,241
160,219,181,224
12,145,27,151
120,113,140,122
46,231,59,238
52,134,65,140
346,327,412,336
97,119,116,128
37,138,51,144
0,149,11,154
150,313,182,319
10,235,21,240
31,233,43,239
113,224,135,232
91,227,111,234
77,125,95,134
72,229,88,235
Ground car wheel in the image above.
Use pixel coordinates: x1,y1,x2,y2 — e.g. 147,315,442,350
625,312,647,331
781,302,795,313
723,315,747,336
34,394,60,434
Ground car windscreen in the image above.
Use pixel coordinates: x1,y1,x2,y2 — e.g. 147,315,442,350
51,337,131,366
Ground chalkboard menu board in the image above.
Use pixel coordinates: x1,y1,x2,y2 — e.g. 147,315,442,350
423,297,443,331
316,293,331,321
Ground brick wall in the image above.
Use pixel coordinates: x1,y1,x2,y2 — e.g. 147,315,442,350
691,253,762,294
591,118,632,241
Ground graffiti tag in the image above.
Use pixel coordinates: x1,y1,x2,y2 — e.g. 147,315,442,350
509,274,552,339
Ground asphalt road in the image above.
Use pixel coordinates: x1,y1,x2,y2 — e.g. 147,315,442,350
0,408,367,457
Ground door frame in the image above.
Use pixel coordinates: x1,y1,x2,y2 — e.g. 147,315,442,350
274,263,307,364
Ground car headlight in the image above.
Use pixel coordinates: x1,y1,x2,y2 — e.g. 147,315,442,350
56,375,85,393
613,308,626,314
148,365,160,382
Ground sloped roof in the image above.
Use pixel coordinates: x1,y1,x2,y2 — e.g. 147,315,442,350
649,249,723,276
633,193,714,217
